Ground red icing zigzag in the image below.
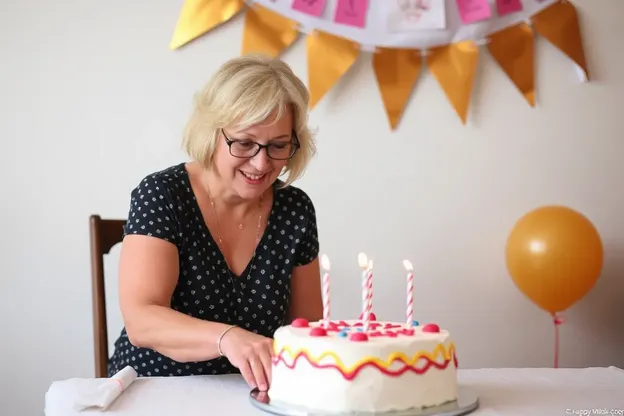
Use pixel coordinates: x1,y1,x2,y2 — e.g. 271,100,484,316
273,348,458,381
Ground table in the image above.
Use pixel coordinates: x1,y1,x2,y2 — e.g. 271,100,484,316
45,367,624,415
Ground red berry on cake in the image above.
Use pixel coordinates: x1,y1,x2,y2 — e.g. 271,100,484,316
310,327,328,337
422,323,440,333
349,332,369,342
291,318,309,328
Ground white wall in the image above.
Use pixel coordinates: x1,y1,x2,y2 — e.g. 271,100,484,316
2,0,623,414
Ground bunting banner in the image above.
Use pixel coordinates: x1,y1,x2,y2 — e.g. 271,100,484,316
373,48,422,130
427,41,479,125
487,22,536,107
169,0,590,129
170,0,245,49
241,4,299,58
307,31,360,109
531,0,590,82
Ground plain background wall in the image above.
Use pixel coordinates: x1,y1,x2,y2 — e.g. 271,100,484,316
1,0,623,414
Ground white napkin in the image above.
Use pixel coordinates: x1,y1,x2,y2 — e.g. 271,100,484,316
73,366,138,411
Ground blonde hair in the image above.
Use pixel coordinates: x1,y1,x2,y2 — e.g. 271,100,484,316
182,54,316,187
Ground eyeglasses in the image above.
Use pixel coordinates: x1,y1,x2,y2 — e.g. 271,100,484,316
221,129,300,160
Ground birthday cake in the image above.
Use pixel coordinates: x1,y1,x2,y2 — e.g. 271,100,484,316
268,315,458,414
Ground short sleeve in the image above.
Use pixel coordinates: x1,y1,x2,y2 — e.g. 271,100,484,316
123,175,180,247
294,193,320,267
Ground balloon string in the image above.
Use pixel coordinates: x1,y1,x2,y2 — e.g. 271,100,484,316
552,313,566,368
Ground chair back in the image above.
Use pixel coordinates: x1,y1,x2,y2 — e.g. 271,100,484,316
89,215,126,378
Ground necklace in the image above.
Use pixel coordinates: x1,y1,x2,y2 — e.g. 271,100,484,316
204,178,265,261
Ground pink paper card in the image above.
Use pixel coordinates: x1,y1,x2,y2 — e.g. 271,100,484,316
334,0,370,28
292,0,327,17
385,0,447,32
455,0,492,24
496,0,523,16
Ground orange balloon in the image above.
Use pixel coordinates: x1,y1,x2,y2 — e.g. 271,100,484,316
505,206,604,313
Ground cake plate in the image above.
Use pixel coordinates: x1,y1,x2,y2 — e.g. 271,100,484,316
249,386,479,416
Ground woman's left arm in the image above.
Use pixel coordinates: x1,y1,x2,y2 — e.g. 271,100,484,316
288,256,323,322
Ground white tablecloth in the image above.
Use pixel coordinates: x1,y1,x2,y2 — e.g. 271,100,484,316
45,367,624,416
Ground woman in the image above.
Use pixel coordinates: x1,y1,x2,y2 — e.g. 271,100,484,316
107,54,323,392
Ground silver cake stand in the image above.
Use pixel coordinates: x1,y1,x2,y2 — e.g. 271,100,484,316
249,386,479,416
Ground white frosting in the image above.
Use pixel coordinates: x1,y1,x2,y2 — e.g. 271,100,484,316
269,320,458,414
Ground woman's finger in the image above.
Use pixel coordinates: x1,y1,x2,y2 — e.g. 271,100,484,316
249,355,268,391
259,344,273,387
266,339,276,357
238,361,257,390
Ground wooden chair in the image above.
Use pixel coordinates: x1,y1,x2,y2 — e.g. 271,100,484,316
89,215,126,378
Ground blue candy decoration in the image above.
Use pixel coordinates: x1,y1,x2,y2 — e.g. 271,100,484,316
412,320,420,327
338,331,348,338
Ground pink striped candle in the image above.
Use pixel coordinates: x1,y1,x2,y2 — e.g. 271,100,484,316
403,260,414,327
321,254,331,328
364,260,374,331
357,253,368,323
367,260,373,316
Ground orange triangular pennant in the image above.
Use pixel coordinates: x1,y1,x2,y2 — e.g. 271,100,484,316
488,22,535,107
242,5,299,58
531,0,589,81
426,41,479,124
170,0,245,50
306,31,359,109
373,48,422,130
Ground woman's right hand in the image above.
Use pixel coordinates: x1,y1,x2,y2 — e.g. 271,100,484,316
219,326,274,391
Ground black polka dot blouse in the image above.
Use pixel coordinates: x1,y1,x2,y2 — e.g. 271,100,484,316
107,163,319,377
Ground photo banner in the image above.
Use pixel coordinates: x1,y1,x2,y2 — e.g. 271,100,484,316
169,0,590,129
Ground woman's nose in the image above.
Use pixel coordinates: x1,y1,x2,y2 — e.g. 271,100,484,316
249,148,271,171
